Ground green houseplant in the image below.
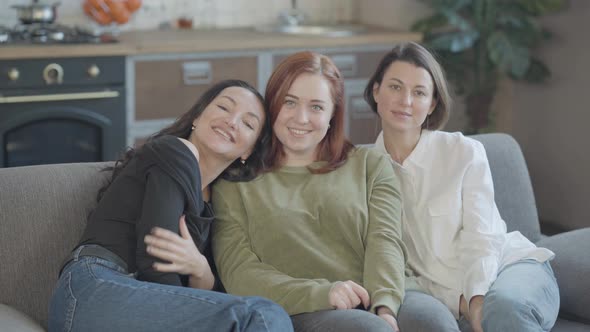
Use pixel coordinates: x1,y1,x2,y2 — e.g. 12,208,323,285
411,0,567,132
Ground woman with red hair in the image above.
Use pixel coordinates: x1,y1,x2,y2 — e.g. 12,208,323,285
211,51,406,331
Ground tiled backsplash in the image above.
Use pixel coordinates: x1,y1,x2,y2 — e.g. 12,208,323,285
0,0,355,31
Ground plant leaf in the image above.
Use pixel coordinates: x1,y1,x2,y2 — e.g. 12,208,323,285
510,47,530,78
440,8,473,31
516,0,567,16
427,30,480,52
487,31,530,78
448,0,473,12
500,20,545,48
411,14,448,32
421,0,473,12
433,50,472,94
523,57,551,82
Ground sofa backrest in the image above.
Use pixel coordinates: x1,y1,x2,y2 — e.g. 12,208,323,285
0,133,543,328
470,133,542,242
0,162,113,328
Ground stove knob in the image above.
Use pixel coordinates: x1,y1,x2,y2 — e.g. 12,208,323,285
43,63,64,85
7,68,19,81
88,64,100,78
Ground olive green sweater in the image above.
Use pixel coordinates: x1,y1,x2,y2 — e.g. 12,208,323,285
212,147,406,315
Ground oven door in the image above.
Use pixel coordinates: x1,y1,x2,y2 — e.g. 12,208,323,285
0,86,125,167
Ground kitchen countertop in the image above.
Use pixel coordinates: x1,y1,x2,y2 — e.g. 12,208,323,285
0,26,421,59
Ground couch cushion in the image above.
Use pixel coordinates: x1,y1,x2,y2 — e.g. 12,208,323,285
551,317,590,332
537,228,590,325
470,133,542,242
0,303,45,332
0,162,112,328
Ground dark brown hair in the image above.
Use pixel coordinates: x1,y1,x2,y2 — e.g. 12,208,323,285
264,51,353,173
364,42,452,130
98,79,269,202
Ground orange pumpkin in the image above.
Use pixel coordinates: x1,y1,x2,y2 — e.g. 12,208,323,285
104,0,130,24
83,0,112,25
83,0,141,25
125,0,142,12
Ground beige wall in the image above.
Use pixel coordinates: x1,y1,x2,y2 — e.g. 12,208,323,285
507,0,590,231
356,0,431,31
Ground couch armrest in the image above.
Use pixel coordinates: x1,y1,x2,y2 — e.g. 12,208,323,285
536,228,590,323
0,303,45,332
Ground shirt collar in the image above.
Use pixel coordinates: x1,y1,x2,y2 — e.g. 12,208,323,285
374,130,433,168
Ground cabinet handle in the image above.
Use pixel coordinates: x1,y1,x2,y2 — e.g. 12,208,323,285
350,96,374,119
182,61,212,85
331,55,357,77
0,90,119,104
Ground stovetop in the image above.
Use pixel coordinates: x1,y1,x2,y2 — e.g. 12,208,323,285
0,23,118,45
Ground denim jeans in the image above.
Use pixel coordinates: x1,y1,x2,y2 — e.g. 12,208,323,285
397,260,559,332
291,309,392,332
48,245,293,332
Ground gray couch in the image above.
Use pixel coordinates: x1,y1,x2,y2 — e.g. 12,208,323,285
1,133,589,331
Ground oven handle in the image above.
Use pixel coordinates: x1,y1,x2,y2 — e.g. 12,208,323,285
0,90,120,104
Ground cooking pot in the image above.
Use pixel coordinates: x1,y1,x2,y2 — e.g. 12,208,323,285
12,0,61,24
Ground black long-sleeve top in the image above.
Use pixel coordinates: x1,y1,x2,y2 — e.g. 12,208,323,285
79,135,214,287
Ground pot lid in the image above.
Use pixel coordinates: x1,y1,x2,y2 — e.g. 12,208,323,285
12,0,61,9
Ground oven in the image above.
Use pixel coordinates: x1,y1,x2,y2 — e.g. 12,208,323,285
0,56,126,168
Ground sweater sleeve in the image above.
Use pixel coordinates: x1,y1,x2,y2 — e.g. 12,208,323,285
459,140,505,306
362,154,406,315
212,181,336,315
135,166,186,286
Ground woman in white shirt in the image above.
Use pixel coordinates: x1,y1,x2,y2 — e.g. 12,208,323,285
364,42,559,332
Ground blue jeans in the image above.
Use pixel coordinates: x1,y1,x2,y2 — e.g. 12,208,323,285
48,245,293,332
291,309,392,332
398,260,559,332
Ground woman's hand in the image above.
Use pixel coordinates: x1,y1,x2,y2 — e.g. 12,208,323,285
144,215,214,289
376,306,399,332
468,295,484,332
328,280,370,310
460,294,484,332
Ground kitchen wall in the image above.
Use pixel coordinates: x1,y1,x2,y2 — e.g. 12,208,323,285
508,0,590,232
357,0,430,31
0,0,354,31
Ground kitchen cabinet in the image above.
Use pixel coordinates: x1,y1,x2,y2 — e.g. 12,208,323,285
128,52,259,146
128,47,392,146
345,79,381,144
133,54,258,121
272,50,386,80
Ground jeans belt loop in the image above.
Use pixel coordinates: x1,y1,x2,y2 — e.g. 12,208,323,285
59,245,128,277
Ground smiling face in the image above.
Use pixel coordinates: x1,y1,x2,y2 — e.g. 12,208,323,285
272,73,334,166
191,86,265,162
373,61,437,136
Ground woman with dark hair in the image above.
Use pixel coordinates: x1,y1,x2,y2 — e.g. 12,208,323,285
48,79,293,332
211,52,406,332
365,42,559,332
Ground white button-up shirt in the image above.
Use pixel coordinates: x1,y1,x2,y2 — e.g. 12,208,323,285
374,130,554,318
